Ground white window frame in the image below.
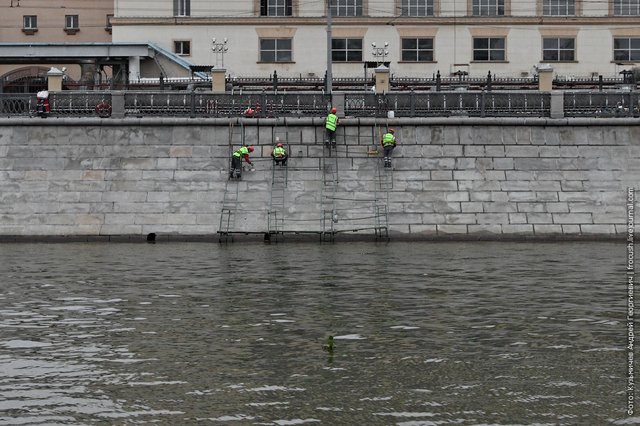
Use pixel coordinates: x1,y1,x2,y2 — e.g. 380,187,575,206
401,38,434,62
174,40,191,56
473,0,504,16
65,15,79,30
331,38,363,62
176,0,190,17
262,0,292,16
259,38,293,62
401,0,434,16
473,37,506,61
330,0,363,17
542,37,575,61
614,37,640,61
542,0,575,16
613,0,640,15
23,15,37,30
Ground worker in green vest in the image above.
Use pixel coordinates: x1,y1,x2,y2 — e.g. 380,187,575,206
325,107,339,147
381,128,397,168
230,145,254,179
271,140,288,167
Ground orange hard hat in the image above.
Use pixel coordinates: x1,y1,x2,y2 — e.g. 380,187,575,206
330,107,337,113
277,143,283,147
248,145,254,152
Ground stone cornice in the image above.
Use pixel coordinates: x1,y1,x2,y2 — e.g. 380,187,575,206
111,16,640,27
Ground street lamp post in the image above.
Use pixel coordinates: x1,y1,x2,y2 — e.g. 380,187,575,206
211,38,229,68
326,0,333,94
371,42,389,67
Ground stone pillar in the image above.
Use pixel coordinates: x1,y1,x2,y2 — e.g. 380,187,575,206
550,91,564,119
111,91,125,119
211,68,227,93
374,65,390,94
128,56,140,83
47,67,64,92
332,92,345,117
537,64,554,92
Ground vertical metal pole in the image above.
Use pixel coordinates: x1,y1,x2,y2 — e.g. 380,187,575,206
326,0,333,94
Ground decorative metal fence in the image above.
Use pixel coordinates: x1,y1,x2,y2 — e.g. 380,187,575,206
124,92,331,118
564,91,640,117
344,91,551,117
0,90,637,119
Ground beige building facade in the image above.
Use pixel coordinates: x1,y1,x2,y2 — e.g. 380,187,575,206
0,0,113,91
111,0,640,79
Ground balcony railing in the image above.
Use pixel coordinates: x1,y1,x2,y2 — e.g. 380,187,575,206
0,90,638,119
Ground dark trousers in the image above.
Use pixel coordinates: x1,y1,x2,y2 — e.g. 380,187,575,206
274,155,288,166
383,145,395,167
230,156,242,177
326,129,336,145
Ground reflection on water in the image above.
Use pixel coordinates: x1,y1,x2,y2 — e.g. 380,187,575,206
0,242,630,424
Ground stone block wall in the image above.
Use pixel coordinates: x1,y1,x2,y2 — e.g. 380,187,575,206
0,117,637,240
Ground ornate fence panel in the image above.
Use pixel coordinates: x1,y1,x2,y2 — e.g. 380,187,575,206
0,94,33,117
482,92,550,117
49,92,112,117
345,91,551,117
564,91,640,117
124,92,194,117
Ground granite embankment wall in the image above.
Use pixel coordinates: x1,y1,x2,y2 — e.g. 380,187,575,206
0,117,637,240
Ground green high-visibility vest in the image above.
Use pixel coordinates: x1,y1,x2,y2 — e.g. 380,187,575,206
233,146,249,158
382,133,396,146
273,146,286,157
325,113,338,131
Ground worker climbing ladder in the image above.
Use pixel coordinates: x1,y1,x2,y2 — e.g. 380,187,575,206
268,131,289,241
228,121,245,179
320,144,339,242
219,122,245,243
373,123,391,241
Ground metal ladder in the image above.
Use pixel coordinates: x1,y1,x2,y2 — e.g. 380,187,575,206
268,157,287,242
373,157,392,241
218,179,240,243
320,145,339,242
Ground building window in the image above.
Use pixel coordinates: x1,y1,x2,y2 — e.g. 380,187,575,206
174,40,191,56
542,37,575,61
614,0,640,15
23,15,37,34
330,0,363,17
260,0,292,16
174,0,190,16
401,0,434,16
401,38,434,61
332,38,363,62
472,0,504,16
473,37,505,61
614,38,640,61
542,0,575,16
65,15,79,29
260,38,292,62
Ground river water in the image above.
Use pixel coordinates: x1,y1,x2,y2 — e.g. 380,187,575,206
0,241,632,425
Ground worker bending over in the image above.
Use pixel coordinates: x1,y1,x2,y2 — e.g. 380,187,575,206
230,145,254,179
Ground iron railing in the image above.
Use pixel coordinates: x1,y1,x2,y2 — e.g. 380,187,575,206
564,91,640,117
344,91,550,117
0,90,638,119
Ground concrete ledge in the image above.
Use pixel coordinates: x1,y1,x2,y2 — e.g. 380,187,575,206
3,116,640,127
